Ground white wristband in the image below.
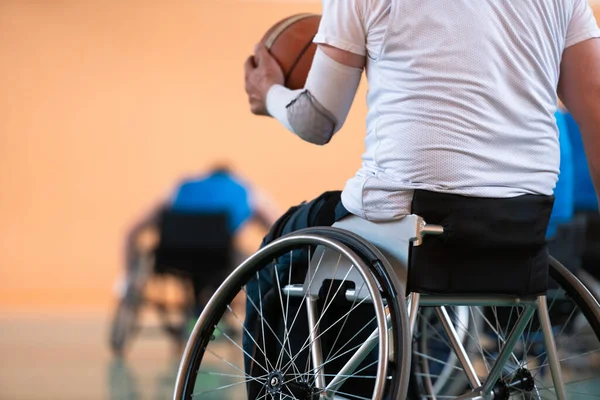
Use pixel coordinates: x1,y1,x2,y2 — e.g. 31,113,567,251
266,85,301,131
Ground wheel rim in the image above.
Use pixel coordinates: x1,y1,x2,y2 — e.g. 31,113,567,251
174,234,391,400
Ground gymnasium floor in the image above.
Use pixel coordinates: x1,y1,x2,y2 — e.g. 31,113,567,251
3,309,600,399
0,310,180,400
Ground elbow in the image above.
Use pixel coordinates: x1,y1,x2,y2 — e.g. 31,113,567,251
296,128,335,146
300,135,331,146
286,90,339,146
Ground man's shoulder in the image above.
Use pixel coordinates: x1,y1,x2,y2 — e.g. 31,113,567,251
321,0,390,15
320,0,390,35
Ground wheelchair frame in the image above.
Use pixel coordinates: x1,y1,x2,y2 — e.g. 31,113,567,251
109,252,197,357
174,214,600,400
280,217,566,400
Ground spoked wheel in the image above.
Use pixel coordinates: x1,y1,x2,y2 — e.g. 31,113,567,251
174,228,411,400
410,306,483,398
109,254,153,357
151,274,197,346
410,257,600,399
577,268,600,303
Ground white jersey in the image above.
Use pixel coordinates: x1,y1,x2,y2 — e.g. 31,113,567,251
313,0,600,221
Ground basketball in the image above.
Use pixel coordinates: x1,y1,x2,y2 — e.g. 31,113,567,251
259,14,321,90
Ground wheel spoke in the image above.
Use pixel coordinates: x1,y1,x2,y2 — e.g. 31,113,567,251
256,271,275,372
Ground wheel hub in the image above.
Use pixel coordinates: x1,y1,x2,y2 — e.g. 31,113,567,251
266,371,284,394
265,372,318,400
492,368,535,399
286,377,319,400
507,368,535,392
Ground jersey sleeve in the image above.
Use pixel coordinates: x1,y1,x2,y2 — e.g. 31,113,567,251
566,0,600,48
313,0,367,56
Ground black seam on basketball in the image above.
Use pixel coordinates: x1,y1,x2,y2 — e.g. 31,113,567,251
284,37,316,86
265,14,316,49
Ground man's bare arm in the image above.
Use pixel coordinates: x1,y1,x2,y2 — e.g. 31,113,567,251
558,38,600,206
249,188,283,229
319,44,365,69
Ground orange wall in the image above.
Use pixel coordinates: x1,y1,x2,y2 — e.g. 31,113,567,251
0,1,368,310
1,1,599,311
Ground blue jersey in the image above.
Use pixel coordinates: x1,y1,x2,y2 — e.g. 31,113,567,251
171,171,253,233
564,112,598,211
547,111,574,238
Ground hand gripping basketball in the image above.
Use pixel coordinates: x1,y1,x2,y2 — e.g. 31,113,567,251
244,45,285,116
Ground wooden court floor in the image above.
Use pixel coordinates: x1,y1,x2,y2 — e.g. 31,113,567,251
2,309,600,399
0,310,180,400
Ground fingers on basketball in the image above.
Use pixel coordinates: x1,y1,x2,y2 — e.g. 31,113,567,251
258,14,321,90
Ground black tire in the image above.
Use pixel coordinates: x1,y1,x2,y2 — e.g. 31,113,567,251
549,256,600,337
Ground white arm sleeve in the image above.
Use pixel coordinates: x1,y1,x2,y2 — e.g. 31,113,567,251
265,85,302,132
305,47,363,131
266,47,362,143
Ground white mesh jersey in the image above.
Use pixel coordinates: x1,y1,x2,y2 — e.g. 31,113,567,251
313,0,600,221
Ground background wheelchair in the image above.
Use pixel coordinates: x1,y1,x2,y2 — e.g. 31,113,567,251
109,209,234,357
172,206,600,400
554,110,600,301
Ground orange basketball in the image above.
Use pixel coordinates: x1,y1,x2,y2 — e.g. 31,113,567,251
259,14,322,90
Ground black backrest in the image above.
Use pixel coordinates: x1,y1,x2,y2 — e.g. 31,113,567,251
408,190,554,296
157,210,231,250
154,210,233,275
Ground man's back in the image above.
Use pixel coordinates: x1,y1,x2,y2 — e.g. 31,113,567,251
314,0,600,220
171,170,253,232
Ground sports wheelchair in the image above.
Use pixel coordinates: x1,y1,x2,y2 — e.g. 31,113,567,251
109,210,234,357
173,194,600,399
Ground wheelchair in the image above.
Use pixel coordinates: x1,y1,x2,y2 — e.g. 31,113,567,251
109,210,234,357
559,110,600,300
172,203,600,399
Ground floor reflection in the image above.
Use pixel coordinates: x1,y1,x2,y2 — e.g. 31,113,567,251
107,358,180,400
2,311,600,399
